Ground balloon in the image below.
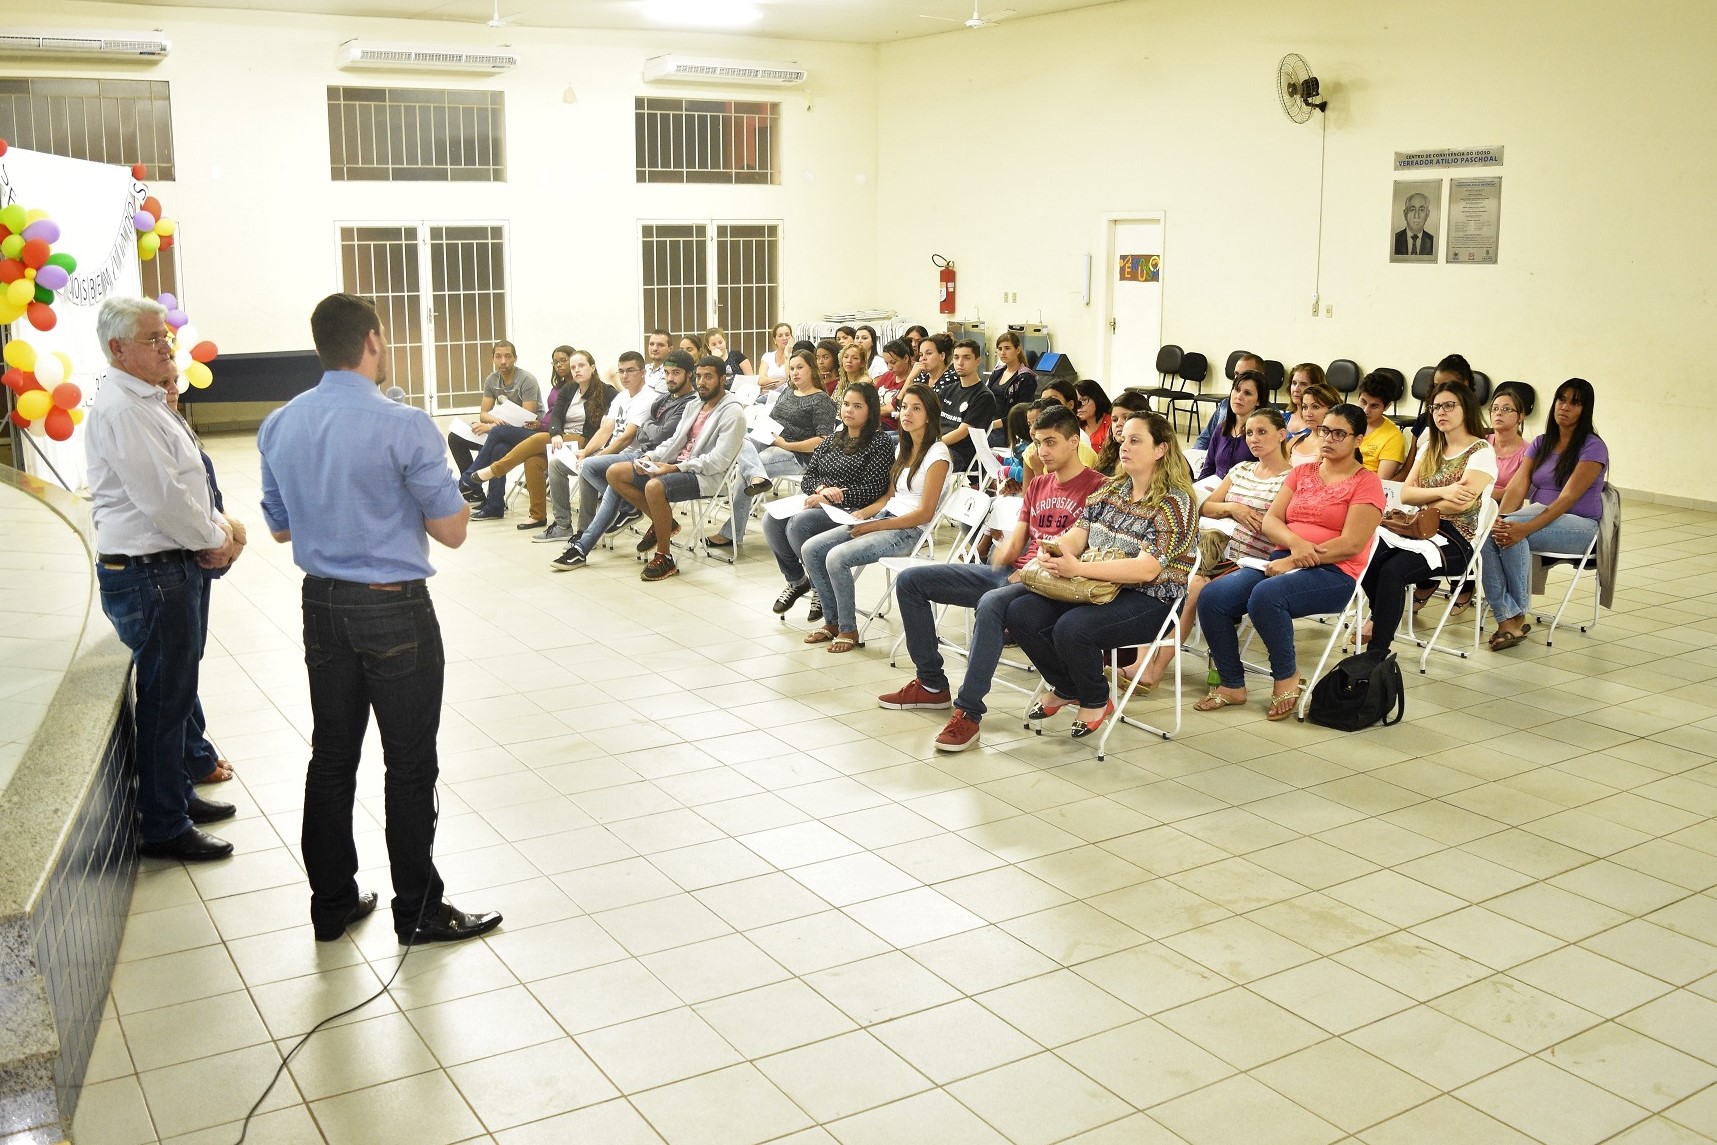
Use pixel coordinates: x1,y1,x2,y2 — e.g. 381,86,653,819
43,407,73,441
177,325,200,349
0,301,21,327
16,389,52,420
17,372,41,393
52,382,82,409
176,377,189,394
132,211,156,233
1,369,22,393
69,407,84,425
33,266,67,291
186,362,213,389
131,162,147,179
45,251,76,273
5,279,32,307
191,341,218,364
9,410,29,429
0,205,24,233
2,340,35,371
165,309,187,329
24,209,47,225
33,284,51,303
0,260,20,284
160,235,175,250
34,355,65,386
54,353,73,381
157,292,178,310
25,302,56,332
155,218,177,238
21,220,59,244
0,140,7,157
138,233,160,260
0,236,21,261
141,196,162,219
21,239,49,269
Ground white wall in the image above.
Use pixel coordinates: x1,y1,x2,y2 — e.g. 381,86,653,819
7,1,880,377
874,0,1717,501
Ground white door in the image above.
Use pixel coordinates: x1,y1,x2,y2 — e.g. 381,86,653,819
1102,217,1164,392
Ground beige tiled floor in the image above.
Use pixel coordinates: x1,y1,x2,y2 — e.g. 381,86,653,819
71,431,1717,1144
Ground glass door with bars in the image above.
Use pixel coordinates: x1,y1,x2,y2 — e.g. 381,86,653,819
337,222,510,414
640,222,779,367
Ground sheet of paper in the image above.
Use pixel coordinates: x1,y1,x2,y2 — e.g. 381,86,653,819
1236,556,1273,572
746,408,783,447
823,506,862,525
766,494,808,519
447,417,482,445
550,443,582,473
731,377,760,404
491,399,537,427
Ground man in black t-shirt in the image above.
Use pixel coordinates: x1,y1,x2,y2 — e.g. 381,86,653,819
938,339,998,474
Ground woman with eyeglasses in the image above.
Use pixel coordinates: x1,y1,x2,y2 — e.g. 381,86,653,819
1480,378,1607,651
1361,382,1496,655
1196,403,1385,720
1289,381,1342,466
1486,382,1535,495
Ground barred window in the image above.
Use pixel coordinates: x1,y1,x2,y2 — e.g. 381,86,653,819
635,98,778,185
140,244,180,310
327,86,505,182
0,78,175,180
640,222,779,367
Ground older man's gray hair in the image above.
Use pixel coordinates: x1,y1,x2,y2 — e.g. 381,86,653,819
96,297,169,365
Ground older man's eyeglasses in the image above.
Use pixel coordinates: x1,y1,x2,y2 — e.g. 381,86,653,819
125,335,173,350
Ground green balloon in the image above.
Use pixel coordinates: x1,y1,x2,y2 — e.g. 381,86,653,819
33,284,53,304
45,251,77,273
0,234,21,260
0,204,25,234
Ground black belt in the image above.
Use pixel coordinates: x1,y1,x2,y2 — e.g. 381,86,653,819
305,575,427,591
97,549,193,568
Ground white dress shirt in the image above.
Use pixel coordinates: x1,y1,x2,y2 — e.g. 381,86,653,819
85,367,227,556
643,362,667,396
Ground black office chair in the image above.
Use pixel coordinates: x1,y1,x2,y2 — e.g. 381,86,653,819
1142,344,1190,423
1327,359,1361,396
1172,351,1210,439
1223,350,1246,381
1373,368,1407,423
1470,370,1492,404
1264,360,1286,406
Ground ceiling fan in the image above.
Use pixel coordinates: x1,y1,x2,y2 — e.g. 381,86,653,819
477,0,522,29
920,2,1016,29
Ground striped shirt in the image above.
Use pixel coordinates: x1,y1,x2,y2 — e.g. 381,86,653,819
1221,461,1291,562
1081,478,1198,602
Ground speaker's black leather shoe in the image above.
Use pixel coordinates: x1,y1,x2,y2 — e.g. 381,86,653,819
139,827,234,862
315,892,379,942
187,796,237,824
400,902,503,946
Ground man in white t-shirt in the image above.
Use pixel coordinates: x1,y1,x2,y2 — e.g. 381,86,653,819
537,351,646,542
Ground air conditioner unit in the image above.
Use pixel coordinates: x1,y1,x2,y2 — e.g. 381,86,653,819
337,40,520,73
0,29,169,61
642,56,807,88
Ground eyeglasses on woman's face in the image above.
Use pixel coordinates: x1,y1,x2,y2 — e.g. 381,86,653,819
1430,400,1461,415
1314,425,1353,442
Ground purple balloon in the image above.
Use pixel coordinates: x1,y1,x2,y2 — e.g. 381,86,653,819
21,220,60,244
132,211,156,233
156,292,178,310
166,308,188,328
33,266,68,291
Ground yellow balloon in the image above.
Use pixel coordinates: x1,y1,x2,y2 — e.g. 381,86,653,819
24,208,49,224
55,352,74,380
0,301,23,327
154,218,177,238
2,340,35,372
16,389,52,421
5,279,33,307
186,361,213,389
69,407,85,425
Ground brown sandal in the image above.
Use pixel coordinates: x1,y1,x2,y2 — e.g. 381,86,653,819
828,633,863,653
804,626,837,645
1266,687,1303,721
198,760,234,784
1194,689,1246,712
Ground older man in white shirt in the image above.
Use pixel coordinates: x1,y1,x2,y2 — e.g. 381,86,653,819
87,296,240,862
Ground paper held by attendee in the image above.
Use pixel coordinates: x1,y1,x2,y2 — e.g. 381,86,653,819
765,493,859,525
731,376,761,404
447,417,483,445
550,443,582,473
746,408,783,447
491,398,538,427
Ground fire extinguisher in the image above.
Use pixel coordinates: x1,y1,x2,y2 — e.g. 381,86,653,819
933,254,956,315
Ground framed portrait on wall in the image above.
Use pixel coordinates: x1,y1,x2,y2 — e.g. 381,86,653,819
1389,179,1441,263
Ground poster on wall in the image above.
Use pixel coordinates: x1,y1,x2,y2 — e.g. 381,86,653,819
1446,176,1502,264
1117,254,1160,282
1389,179,1441,263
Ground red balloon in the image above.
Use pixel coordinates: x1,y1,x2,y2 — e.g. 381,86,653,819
17,372,42,393
52,382,82,409
191,341,219,364
2,368,23,393
0,260,23,284
159,235,175,250
25,301,56,331
141,196,163,219
8,410,28,429
43,407,73,441
21,239,50,270
131,162,147,179
0,139,7,156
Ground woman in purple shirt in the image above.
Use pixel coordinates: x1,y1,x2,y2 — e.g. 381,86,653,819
1198,369,1264,482
1480,378,1607,650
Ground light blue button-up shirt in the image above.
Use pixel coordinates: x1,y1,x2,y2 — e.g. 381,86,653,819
259,371,465,582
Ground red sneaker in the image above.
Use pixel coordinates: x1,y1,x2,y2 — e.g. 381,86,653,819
878,679,953,710
934,710,981,752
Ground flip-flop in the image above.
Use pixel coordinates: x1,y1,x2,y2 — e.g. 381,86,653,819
198,760,234,784
1489,624,1531,651
828,634,863,653
1266,688,1303,721
1194,690,1246,712
803,627,837,645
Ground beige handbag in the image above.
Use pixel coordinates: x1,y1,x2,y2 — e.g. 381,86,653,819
1020,547,1127,605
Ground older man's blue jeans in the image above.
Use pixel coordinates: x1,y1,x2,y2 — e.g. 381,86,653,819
896,563,1025,720
1197,563,1356,688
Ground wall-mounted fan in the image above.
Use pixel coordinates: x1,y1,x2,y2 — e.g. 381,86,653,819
920,3,1016,29
1277,53,1328,123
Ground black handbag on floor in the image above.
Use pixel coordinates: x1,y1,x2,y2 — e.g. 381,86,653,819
1307,650,1405,731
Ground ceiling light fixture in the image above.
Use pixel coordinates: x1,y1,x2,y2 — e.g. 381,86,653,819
643,0,761,29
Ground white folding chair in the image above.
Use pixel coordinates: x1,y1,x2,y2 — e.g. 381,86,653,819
851,475,964,646
1235,536,1380,721
1533,529,1602,646
1406,497,1498,670
670,452,747,565
879,487,1004,665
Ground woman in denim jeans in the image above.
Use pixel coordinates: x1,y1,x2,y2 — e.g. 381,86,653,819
1481,378,1607,651
802,384,950,654
1196,404,1386,720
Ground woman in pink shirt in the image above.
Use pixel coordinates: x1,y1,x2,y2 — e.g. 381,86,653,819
1195,403,1385,720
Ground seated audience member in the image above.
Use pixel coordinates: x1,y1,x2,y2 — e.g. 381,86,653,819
835,325,857,348
1074,380,1114,455
1023,396,1102,479
801,384,951,653
1000,402,1034,489
1355,369,1408,478
1198,368,1266,481
1486,382,1535,495
986,330,1037,446
834,342,872,405
1196,402,1385,720
643,329,671,392
878,405,1106,749
855,325,888,377
1094,390,1153,477
1480,378,1607,651
914,332,957,391
816,339,842,393
1040,378,1078,410
1400,353,1473,473
711,350,839,547
761,322,794,392
877,339,911,429
1290,381,1341,465
448,339,540,483
474,347,605,531
607,355,747,582
1005,410,1198,743
679,332,707,359
1361,381,1496,654
1285,362,1326,436
707,327,753,381
549,351,697,569
766,383,896,623
1131,407,1292,689
903,324,929,357
1195,352,1265,450
537,351,644,544
938,339,999,474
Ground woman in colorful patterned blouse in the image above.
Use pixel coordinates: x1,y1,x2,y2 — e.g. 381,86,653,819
1009,410,1198,739
1196,403,1386,720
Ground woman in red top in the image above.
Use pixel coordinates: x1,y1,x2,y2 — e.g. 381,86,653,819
876,339,911,430
1195,403,1385,720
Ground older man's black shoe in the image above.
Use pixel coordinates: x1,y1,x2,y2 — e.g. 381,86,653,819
400,902,502,946
315,892,379,942
139,827,234,862
187,796,237,824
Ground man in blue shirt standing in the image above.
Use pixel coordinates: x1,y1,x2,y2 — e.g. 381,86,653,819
259,293,501,947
